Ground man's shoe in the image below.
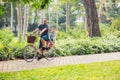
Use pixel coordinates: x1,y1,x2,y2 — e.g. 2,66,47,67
42,47,46,51
46,47,50,50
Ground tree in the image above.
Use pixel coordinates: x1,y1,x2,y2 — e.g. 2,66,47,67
23,5,29,40
57,0,78,31
17,2,22,40
99,0,120,24
10,2,13,32
98,0,104,23
66,0,69,32
83,0,101,37
0,4,5,28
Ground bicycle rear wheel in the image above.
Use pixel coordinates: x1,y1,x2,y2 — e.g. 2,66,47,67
23,45,37,62
43,47,59,61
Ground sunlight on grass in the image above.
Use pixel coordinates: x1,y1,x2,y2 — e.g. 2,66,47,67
0,60,120,80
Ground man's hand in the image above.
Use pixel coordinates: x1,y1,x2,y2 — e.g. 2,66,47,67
40,28,47,36
31,28,39,35
40,32,42,36
30,33,33,36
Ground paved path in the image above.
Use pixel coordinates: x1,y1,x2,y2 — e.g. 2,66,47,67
0,52,120,72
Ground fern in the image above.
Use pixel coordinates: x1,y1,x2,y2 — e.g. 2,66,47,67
110,16,120,31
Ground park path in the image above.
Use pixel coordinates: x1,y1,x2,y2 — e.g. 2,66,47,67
0,52,120,72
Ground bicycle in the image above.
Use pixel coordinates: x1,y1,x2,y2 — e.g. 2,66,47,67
22,35,59,62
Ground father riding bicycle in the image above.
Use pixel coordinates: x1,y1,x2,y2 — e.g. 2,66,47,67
31,19,49,60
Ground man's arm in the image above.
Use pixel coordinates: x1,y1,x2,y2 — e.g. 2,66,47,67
40,28,48,35
31,28,39,34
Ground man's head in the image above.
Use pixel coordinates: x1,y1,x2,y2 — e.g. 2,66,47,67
43,19,48,24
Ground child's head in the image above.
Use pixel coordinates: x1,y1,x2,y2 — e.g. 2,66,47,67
51,28,56,32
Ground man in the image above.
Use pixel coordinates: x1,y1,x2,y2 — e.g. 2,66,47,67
31,19,49,60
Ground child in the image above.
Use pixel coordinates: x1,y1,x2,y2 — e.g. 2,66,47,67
47,28,57,49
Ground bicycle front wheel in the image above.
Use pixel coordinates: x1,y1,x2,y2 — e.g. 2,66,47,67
23,45,37,62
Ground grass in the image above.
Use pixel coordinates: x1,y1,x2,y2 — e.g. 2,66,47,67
0,60,120,80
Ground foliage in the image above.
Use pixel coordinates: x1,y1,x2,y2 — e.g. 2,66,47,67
31,0,51,9
56,26,87,39
0,28,26,60
1,26,120,60
0,60,120,80
0,0,51,29
10,38,27,59
28,23,38,32
110,16,120,31
55,26,120,56
55,36,120,56
0,3,10,28
0,28,13,60
0,5,5,16
58,2,79,29
101,0,120,24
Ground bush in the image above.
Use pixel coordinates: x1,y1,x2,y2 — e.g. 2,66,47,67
110,16,120,31
55,25,120,55
0,28,26,60
0,28,13,60
1,26,120,61
56,27,88,40
55,30,120,56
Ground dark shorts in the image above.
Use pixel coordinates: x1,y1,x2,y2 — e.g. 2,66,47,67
41,35,48,40
39,35,48,48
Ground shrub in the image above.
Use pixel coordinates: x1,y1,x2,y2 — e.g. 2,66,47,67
56,27,88,40
0,28,13,60
0,28,26,60
1,26,120,61
110,16,120,31
55,34,120,56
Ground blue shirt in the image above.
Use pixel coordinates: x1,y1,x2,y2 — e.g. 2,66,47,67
38,24,49,37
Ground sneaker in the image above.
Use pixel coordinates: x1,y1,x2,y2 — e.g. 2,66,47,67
42,47,46,51
46,47,50,50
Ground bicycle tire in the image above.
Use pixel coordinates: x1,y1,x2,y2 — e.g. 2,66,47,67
43,47,59,61
23,45,37,62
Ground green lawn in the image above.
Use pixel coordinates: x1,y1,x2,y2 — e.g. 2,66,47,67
0,60,120,80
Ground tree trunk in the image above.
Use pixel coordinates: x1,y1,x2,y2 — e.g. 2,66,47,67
83,0,101,37
17,3,22,40
66,0,69,32
99,0,103,22
23,5,29,40
11,2,13,32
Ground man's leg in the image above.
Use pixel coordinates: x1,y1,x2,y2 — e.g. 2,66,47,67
40,38,46,49
41,35,48,50
38,39,42,54
38,48,42,54
37,40,43,60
